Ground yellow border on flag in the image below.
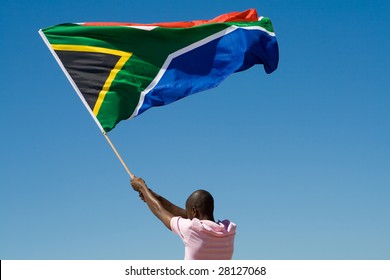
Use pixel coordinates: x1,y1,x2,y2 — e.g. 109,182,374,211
51,44,132,116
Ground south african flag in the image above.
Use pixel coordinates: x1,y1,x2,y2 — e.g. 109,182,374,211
39,9,279,132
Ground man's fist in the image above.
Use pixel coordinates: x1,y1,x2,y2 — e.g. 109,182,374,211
131,176,147,192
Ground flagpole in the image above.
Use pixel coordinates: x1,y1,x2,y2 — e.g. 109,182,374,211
102,132,135,180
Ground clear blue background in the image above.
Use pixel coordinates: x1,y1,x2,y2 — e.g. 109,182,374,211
1,0,389,259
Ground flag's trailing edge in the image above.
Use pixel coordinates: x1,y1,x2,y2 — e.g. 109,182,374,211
39,9,279,133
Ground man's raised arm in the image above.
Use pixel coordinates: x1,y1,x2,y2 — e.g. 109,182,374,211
131,177,187,229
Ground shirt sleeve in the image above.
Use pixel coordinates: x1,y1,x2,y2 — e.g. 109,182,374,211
170,216,181,236
170,216,192,242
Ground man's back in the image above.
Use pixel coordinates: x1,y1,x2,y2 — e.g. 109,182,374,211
171,217,236,260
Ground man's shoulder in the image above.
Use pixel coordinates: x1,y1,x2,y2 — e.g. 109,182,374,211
170,216,192,232
171,217,237,232
218,219,237,233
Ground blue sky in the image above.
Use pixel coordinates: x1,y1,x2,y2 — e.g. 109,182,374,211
0,0,389,260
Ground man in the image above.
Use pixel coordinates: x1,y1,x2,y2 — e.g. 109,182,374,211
131,176,236,260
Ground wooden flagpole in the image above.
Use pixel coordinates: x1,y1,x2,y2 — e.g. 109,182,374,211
102,132,135,180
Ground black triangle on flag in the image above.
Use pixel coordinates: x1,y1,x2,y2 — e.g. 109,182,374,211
54,50,121,111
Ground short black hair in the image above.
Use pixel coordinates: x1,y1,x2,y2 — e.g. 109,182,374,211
186,189,214,215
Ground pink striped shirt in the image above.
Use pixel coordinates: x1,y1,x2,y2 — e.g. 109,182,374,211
170,217,236,260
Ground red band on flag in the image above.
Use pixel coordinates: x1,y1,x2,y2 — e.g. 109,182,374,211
82,9,259,28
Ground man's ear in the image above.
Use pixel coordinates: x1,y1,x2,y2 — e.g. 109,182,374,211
192,206,199,218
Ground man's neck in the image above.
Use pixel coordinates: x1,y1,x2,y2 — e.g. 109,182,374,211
198,214,215,222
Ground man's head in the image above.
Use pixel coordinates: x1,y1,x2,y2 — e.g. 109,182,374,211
185,189,214,221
